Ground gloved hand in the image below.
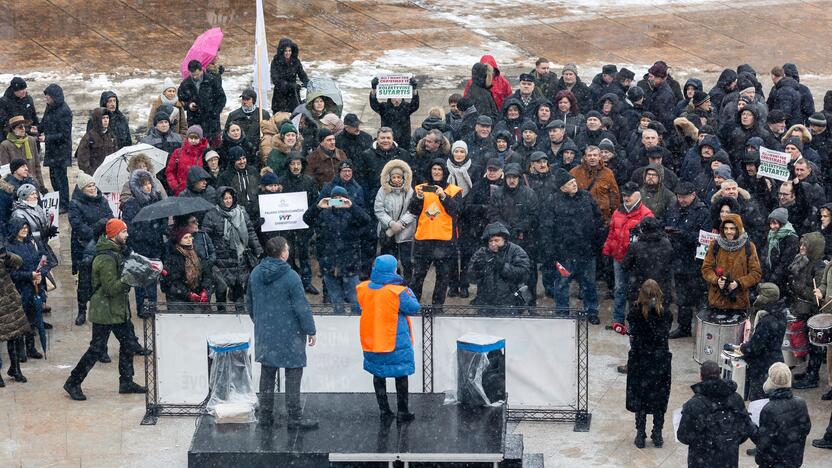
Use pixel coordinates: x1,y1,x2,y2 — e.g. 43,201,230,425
46,226,59,239
409,77,418,89
371,77,379,89
200,289,209,303
188,292,201,302
39,185,49,196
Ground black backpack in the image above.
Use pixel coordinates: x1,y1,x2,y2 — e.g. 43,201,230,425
703,399,746,447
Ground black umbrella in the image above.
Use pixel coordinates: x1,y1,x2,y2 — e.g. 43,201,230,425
131,196,216,222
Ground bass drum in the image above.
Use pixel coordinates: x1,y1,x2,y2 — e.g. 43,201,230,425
808,313,832,347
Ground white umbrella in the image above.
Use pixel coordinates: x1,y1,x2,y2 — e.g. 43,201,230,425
92,143,169,193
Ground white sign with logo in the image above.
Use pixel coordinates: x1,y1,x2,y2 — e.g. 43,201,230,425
376,73,413,99
259,192,309,232
695,230,720,260
758,146,791,182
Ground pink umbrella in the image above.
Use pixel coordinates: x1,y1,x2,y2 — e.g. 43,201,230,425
180,27,224,79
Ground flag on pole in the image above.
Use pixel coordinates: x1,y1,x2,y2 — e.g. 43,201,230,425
254,0,271,109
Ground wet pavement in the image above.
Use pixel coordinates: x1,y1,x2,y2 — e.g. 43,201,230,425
2,0,832,466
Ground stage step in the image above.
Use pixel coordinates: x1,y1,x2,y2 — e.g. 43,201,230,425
500,433,523,468
523,453,544,467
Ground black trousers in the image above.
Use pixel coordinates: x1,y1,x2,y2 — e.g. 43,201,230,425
379,240,413,285
259,365,304,418
68,322,135,385
48,165,70,209
373,376,409,413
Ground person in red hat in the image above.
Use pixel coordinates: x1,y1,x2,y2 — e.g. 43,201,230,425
64,218,146,401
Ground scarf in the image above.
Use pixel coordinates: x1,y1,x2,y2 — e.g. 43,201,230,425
623,199,641,213
6,133,33,160
160,93,177,108
177,244,201,291
716,231,748,252
242,105,256,114
766,222,797,268
219,205,248,257
446,158,473,196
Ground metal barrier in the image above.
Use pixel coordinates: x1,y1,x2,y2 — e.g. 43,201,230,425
140,302,591,431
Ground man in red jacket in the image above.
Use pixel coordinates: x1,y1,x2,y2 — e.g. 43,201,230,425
602,182,653,331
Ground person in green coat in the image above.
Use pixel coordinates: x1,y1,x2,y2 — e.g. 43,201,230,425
64,219,146,401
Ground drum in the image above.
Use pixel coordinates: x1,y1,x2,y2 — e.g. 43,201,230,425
694,309,746,364
808,313,832,347
720,350,747,399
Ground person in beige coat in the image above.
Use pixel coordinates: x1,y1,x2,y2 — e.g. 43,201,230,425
0,116,46,191
146,78,188,137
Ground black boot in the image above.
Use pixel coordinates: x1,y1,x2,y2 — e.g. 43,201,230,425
98,349,111,363
119,380,147,394
25,333,42,360
651,412,664,447
634,412,646,448
75,303,86,326
794,345,823,389
6,339,26,383
373,377,394,419
17,338,26,363
395,377,414,422
63,380,86,401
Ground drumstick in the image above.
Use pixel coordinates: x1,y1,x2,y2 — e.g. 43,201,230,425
815,279,821,306
820,298,832,312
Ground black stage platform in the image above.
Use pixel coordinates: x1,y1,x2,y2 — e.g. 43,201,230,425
188,393,542,467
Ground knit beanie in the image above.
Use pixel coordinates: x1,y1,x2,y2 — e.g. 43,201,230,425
451,140,468,154
808,112,827,127
648,61,668,78
260,170,279,185
586,110,602,121
317,127,333,143
598,138,615,152
228,146,247,161
279,121,297,136
330,186,349,198
763,362,792,393
713,165,732,180
153,110,170,125
172,227,191,245
9,158,27,174
204,150,220,162
754,283,780,307
553,168,574,189
16,184,37,200
106,219,128,239
785,136,803,152
520,120,538,134
562,63,578,75
76,171,95,189
768,207,789,225
162,77,176,93
187,125,203,139
627,86,644,102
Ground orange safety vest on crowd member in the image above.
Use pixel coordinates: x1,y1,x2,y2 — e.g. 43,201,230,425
357,282,411,353
413,183,462,241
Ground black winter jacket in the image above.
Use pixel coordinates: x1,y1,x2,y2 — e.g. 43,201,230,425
178,72,226,136
369,93,420,151
740,305,786,401
539,189,603,262
468,224,531,306
40,84,73,168
751,388,811,468
68,188,113,273
270,38,309,113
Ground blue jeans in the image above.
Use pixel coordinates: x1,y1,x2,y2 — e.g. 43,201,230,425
135,281,158,316
613,260,629,324
323,274,360,313
554,258,598,317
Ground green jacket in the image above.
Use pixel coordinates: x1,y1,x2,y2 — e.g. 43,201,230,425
88,237,131,325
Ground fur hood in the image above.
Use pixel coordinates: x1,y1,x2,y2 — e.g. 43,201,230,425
415,134,450,157
711,186,751,204
272,130,304,154
260,112,293,138
127,153,156,174
379,159,413,193
782,124,812,145
674,116,699,140
0,179,14,195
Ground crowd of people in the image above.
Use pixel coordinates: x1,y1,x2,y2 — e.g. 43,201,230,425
1,36,832,464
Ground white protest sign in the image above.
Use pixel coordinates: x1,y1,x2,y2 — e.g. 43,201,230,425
758,146,791,182
376,73,413,99
0,164,9,177
695,229,720,260
103,191,121,218
259,192,309,232
748,398,769,426
42,192,60,229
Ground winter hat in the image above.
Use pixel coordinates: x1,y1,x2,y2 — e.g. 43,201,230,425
204,150,220,162
520,120,537,134
617,68,635,81
519,72,535,83
545,119,565,130
330,186,349,198
162,78,176,93
16,184,37,200
648,61,668,78
279,121,297,136
737,76,755,95
562,63,578,75
260,170,279,186
476,115,493,127
9,158,27,174
321,113,344,133
598,138,616,152
389,166,404,177
673,182,696,196
692,90,710,107
620,181,640,196
785,136,803,152
713,165,732,180
317,127,333,142
373,254,398,275
763,362,792,393
754,283,780,307
187,125,203,139
767,109,786,124
809,112,827,127
494,131,512,144
172,227,192,245
553,168,574,189
106,218,128,239
768,207,789,225
529,151,548,162
76,171,95,189
646,146,666,160
338,160,353,171
627,86,644,102
451,140,468,154
343,113,362,127
153,110,170,125
504,163,523,177
601,64,617,75
586,110,603,121
10,77,26,91
486,158,503,170
228,146,247,161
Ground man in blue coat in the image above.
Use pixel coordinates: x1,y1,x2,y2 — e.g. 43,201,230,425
248,236,317,429
357,255,421,422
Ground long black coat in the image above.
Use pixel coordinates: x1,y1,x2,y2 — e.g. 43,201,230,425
270,38,309,113
488,184,539,254
201,200,262,287
335,129,373,164
0,84,39,144
369,93,420,151
468,236,531,306
664,197,711,275
761,229,799,286
677,378,755,468
625,306,672,413
466,63,498,120
177,72,226,136
313,202,370,277
89,91,131,149
620,221,673,303
40,84,73,168
355,143,412,208
767,77,803,127
740,305,786,401
68,188,113,273
751,388,812,468
540,189,603,262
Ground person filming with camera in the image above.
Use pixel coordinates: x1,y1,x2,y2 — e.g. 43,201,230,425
701,213,762,316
